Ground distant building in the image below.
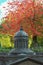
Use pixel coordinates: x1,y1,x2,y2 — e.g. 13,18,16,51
14,26,28,48
9,26,33,55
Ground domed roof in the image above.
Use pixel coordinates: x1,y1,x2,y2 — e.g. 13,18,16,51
15,26,28,37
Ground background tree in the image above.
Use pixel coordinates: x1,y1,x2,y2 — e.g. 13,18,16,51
0,0,43,48
0,0,43,36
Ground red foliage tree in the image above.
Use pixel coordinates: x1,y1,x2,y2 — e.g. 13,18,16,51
0,0,43,36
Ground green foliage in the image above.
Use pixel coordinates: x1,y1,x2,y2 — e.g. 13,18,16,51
37,36,43,46
0,34,43,52
0,48,11,52
29,35,43,52
32,47,43,52
0,34,14,48
28,35,33,48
